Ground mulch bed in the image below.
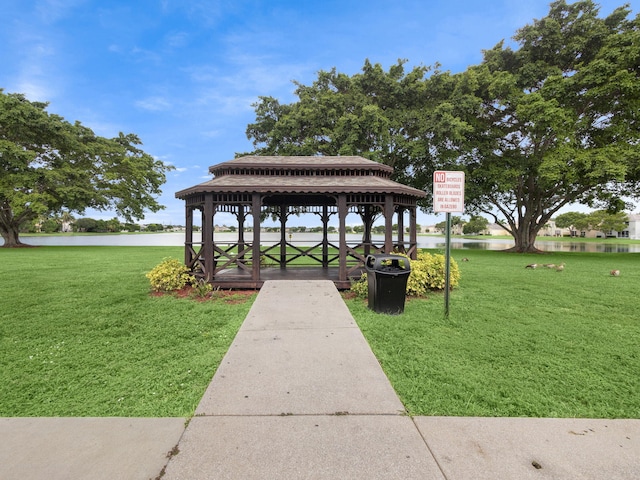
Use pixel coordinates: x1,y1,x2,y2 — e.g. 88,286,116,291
150,286,257,304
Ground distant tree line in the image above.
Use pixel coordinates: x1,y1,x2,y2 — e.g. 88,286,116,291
434,216,489,235
554,211,629,236
432,210,629,236
21,213,173,233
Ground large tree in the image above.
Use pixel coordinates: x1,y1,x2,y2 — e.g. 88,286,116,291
463,215,490,235
452,0,640,251
244,1,640,252
554,211,589,234
556,210,628,233
244,60,463,190
0,90,171,247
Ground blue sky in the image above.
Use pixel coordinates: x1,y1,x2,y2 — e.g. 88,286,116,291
1,0,635,228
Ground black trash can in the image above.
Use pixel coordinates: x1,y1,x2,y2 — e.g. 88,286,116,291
365,254,411,314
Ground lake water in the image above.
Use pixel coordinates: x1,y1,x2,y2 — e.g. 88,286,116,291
4,232,640,253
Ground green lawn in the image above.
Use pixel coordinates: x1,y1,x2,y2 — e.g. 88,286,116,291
1,246,638,418
0,247,255,417
346,249,640,418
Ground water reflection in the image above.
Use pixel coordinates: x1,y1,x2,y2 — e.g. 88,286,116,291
535,240,632,253
3,232,639,253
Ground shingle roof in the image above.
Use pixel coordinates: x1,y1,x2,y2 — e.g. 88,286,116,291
208,155,393,174
176,155,425,199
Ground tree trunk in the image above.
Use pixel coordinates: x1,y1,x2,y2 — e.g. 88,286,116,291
0,224,29,248
506,223,544,253
0,202,34,248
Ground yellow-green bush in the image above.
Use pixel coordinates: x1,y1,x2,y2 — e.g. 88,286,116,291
350,273,369,298
146,258,195,292
350,252,460,298
406,251,460,296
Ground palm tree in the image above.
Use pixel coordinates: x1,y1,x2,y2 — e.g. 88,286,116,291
59,211,75,233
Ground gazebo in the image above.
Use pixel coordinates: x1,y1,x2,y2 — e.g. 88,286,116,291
175,156,426,289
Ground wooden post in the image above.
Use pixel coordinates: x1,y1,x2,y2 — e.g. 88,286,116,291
338,194,347,282
397,206,405,252
322,204,329,268
409,206,418,260
384,194,394,253
185,205,193,266
280,204,287,269
202,194,214,282
252,193,261,283
237,204,245,265
363,205,373,256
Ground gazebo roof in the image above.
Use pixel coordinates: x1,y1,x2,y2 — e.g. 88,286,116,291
175,155,426,199
208,155,394,174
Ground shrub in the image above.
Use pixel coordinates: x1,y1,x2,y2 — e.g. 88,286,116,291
146,258,195,292
350,273,369,299
349,252,461,298
406,252,460,296
190,278,214,298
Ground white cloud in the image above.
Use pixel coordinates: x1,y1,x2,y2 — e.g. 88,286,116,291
159,0,242,28
135,96,172,111
191,90,256,115
201,130,222,138
81,119,122,138
166,31,189,48
12,54,60,101
182,55,310,119
130,46,163,65
229,61,303,93
185,0,238,27
184,65,218,83
35,0,86,24
14,80,53,102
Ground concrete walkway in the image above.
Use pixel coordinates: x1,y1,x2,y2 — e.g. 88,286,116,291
1,280,639,479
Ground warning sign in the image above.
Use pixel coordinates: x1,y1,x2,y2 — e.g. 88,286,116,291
433,171,465,213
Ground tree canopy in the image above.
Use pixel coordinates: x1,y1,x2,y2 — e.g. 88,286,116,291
0,90,172,247
555,210,629,233
554,211,589,232
463,215,490,235
244,1,640,252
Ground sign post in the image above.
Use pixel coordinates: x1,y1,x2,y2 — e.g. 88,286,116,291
433,171,465,317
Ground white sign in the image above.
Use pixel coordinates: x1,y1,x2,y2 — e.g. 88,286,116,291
433,171,465,213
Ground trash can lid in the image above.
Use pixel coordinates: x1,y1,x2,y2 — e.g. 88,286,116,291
365,254,411,272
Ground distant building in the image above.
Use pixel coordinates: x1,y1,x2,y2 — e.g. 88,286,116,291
567,213,640,239
485,223,510,236
624,214,640,239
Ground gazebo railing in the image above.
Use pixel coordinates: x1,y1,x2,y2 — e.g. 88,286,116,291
213,244,253,273
185,242,205,276
185,238,417,282
260,241,335,266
